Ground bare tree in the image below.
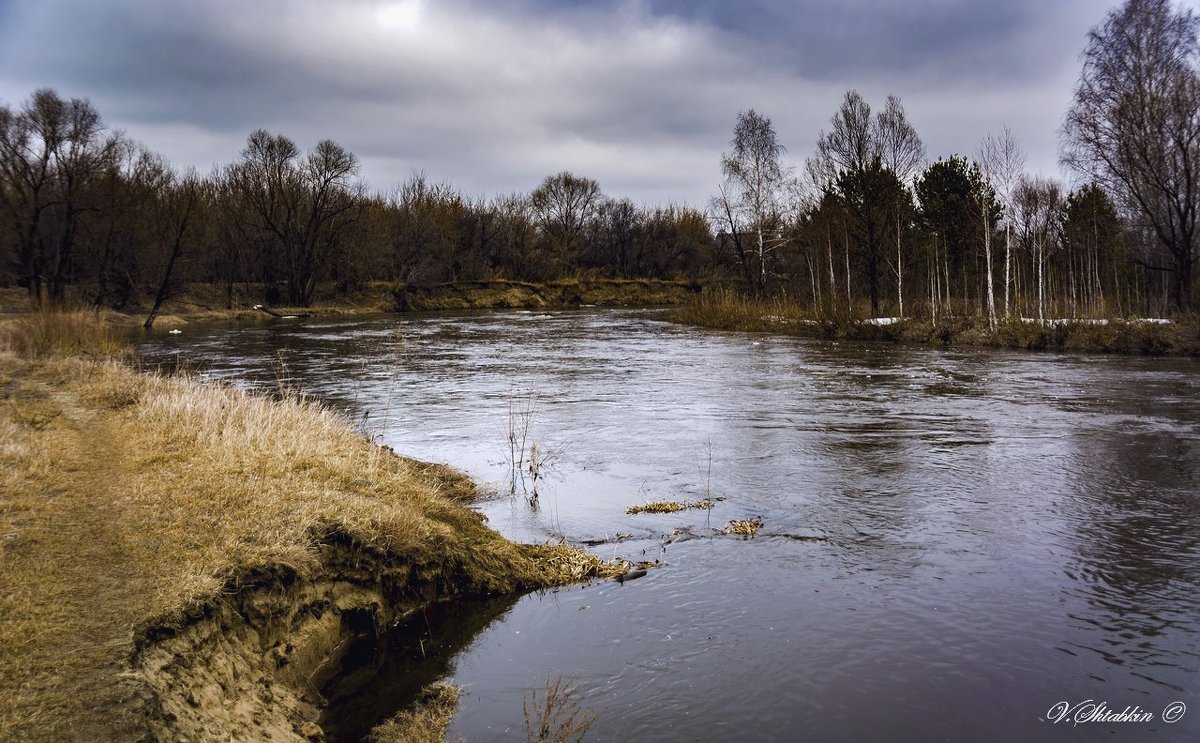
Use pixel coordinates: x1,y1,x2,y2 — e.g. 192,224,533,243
720,109,787,293
1062,0,1200,311
812,91,922,315
875,95,925,317
0,89,122,303
530,171,601,271
812,91,877,181
979,126,1026,319
227,130,360,305
390,172,465,285
144,169,205,328
1014,175,1064,321
876,96,926,181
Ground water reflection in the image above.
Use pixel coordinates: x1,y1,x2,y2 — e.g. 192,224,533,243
319,594,521,742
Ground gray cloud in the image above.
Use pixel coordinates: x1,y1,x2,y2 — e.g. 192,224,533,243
0,0,1117,205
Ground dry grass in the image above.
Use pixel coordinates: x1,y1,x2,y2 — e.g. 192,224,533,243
626,499,714,515
524,544,631,582
670,288,812,333
366,682,461,743
524,674,599,743
0,312,620,740
721,517,764,538
0,309,129,360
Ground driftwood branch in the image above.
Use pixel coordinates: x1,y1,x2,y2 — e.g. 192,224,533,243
252,304,313,319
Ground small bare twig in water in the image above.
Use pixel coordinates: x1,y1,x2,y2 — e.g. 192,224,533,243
524,673,599,743
506,393,537,495
697,437,714,529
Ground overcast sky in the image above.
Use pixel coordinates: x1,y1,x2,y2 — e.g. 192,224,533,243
0,0,1163,206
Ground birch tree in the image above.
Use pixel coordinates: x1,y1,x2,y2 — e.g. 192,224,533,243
875,95,925,317
1014,175,1064,321
979,127,1025,319
719,109,786,294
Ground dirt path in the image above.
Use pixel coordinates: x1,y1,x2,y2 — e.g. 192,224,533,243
1,375,153,741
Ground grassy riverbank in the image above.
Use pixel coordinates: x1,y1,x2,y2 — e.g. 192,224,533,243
672,290,1200,356
0,312,619,741
1,278,699,329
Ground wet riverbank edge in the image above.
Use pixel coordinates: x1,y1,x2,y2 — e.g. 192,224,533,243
0,312,626,742
0,278,702,328
669,292,1200,356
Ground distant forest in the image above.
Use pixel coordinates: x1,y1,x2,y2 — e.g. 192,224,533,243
1,0,1195,317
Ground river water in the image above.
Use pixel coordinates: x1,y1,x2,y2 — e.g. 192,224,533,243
139,309,1200,742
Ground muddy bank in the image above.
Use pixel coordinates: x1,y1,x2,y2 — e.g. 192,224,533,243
394,278,699,311
132,533,567,742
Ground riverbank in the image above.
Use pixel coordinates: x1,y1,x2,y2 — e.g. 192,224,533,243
671,291,1200,356
394,278,699,311
0,278,700,329
0,312,621,741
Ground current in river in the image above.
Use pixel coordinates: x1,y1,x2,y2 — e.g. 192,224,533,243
140,309,1200,742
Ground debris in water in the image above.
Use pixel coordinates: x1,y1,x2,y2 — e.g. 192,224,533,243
627,499,714,515
721,517,764,539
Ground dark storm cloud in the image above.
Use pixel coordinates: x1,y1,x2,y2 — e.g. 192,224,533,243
0,0,1116,204
529,0,1065,83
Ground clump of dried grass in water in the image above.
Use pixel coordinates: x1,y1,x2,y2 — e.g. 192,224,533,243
524,674,599,743
366,682,460,743
721,517,764,538
626,499,714,515
524,544,630,582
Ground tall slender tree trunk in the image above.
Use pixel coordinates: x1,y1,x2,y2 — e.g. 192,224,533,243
808,254,819,306
756,224,766,293
983,205,996,328
844,231,852,314
1004,224,1012,318
896,219,904,318
826,227,836,312
943,235,951,314
932,238,941,323
1037,241,1045,322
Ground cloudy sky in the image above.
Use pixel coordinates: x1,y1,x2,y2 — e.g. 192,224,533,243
0,0,1157,206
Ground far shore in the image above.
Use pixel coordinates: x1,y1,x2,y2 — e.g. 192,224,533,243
3,281,1197,356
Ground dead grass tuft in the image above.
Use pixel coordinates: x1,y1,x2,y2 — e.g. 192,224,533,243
523,544,630,582
0,309,129,360
365,682,461,743
721,517,764,538
626,499,714,515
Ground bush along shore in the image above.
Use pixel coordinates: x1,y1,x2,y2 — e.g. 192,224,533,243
0,311,626,742
671,290,1200,356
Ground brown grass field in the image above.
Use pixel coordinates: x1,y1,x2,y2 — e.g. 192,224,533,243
0,310,620,741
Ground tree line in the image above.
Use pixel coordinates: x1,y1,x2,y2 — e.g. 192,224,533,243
1,0,1195,319
716,0,1198,318
0,98,715,320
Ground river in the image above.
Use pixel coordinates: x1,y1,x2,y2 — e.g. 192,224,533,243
139,309,1200,742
